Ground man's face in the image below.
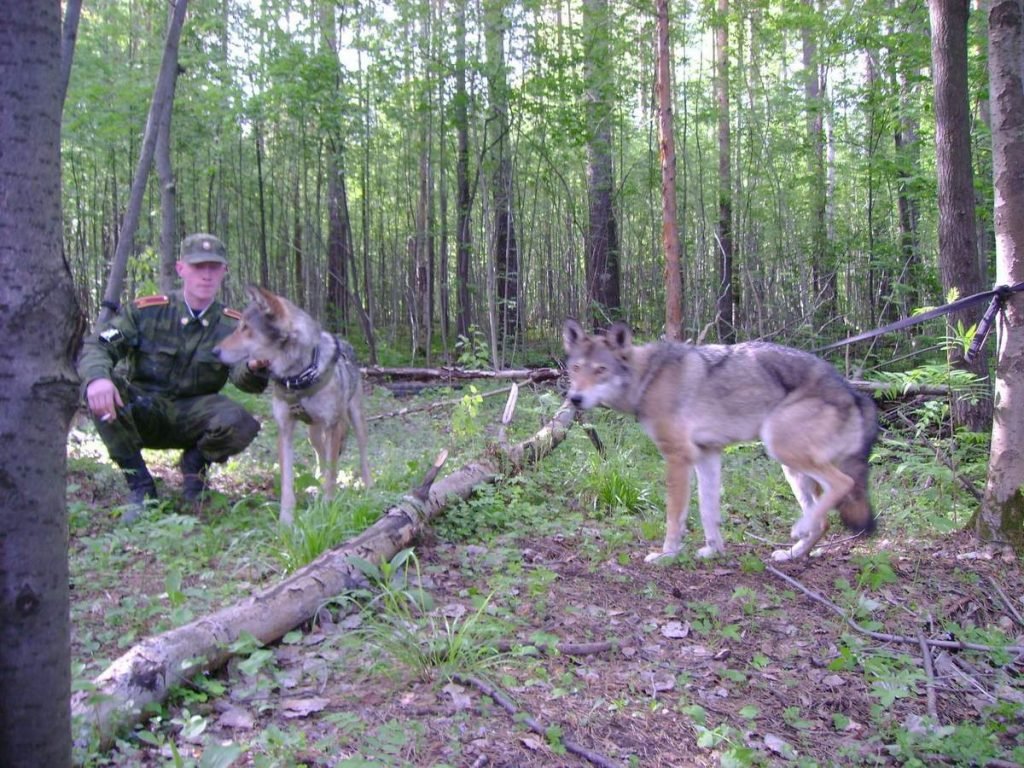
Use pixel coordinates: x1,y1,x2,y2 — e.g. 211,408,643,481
176,260,228,308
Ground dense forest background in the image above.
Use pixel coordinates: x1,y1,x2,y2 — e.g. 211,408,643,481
62,0,985,368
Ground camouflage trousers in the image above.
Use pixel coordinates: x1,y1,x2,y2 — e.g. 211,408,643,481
94,382,261,469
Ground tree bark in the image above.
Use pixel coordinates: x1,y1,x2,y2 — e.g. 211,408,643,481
656,0,683,341
715,0,735,343
72,402,579,750
0,4,84,765
484,0,521,363
59,0,83,110
156,72,178,295
454,0,473,341
97,0,188,324
977,0,1024,548
929,0,992,431
583,0,622,325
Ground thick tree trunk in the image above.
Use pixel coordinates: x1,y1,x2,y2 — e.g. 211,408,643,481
97,0,188,323
977,0,1024,548
0,5,84,766
72,402,579,750
656,0,683,341
929,0,992,431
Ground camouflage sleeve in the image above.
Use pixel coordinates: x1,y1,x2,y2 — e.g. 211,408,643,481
229,360,270,394
76,309,140,395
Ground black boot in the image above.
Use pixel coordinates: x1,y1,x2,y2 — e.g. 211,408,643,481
120,453,157,524
180,447,211,502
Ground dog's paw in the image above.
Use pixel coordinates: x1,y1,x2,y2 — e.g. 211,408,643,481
696,545,722,559
644,549,679,563
771,547,797,562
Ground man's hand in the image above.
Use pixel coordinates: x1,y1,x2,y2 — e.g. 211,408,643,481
247,359,270,372
86,378,124,423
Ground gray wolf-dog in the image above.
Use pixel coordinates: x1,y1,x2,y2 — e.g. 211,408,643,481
214,286,372,524
563,319,877,562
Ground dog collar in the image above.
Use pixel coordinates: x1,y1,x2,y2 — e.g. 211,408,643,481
275,336,341,392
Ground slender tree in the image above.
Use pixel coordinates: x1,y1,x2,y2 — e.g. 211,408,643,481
484,0,521,362
928,0,992,430
978,0,1024,547
97,0,188,323
715,0,735,343
0,3,83,765
656,0,683,340
583,0,622,324
454,0,474,341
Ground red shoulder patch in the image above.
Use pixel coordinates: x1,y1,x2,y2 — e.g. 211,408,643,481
223,307,243,321
133,294,170,309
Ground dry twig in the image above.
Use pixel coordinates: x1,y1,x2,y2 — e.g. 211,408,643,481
765,564,1024,656
454,674,622,768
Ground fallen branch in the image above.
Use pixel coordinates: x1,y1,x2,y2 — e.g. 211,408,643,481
986,575,1024,629
764,564,1024,655
494,639,617,657
363,365,561,384
454,673,622,768
73,402,580,753
368,383,518,422
918,633,939,721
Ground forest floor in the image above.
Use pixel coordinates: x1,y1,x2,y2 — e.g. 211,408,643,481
67,380,1024,767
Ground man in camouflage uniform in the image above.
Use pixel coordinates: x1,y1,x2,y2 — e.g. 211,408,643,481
78,233,269,521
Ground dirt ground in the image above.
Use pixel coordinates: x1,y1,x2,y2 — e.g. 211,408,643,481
66,387,1024,767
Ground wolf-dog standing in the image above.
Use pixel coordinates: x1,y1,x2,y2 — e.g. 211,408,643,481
563,319,878,562
214,286,372,524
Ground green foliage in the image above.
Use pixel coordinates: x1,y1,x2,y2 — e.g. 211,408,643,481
451,385,484,442
350,549,507,682
276,491,384,570
454,326,492,369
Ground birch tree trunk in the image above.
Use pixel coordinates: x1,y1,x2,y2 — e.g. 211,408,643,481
977,0,1024,547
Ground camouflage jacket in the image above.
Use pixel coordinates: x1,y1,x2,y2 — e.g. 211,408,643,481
78,291,269,399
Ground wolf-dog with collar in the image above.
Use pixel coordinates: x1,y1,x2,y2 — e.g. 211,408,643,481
563,318,878,562
214,286,372,524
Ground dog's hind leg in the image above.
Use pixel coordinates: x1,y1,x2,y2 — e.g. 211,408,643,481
771,462,852,561
694,451,725,558
780,465,819,516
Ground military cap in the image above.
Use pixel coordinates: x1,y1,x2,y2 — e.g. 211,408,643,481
179,233,228,265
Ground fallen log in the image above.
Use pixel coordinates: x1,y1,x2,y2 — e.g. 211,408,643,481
72,401,579,753
363,364,561,384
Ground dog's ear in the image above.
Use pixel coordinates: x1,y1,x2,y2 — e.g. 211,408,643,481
250,286,286,318
563,318,586,354
606,321,633,350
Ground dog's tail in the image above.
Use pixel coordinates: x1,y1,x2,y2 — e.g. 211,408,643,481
837,390,879,535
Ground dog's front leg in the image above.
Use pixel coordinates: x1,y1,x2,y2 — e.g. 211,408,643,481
276,413,298,526
645,452,692,562
694,452,725,558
